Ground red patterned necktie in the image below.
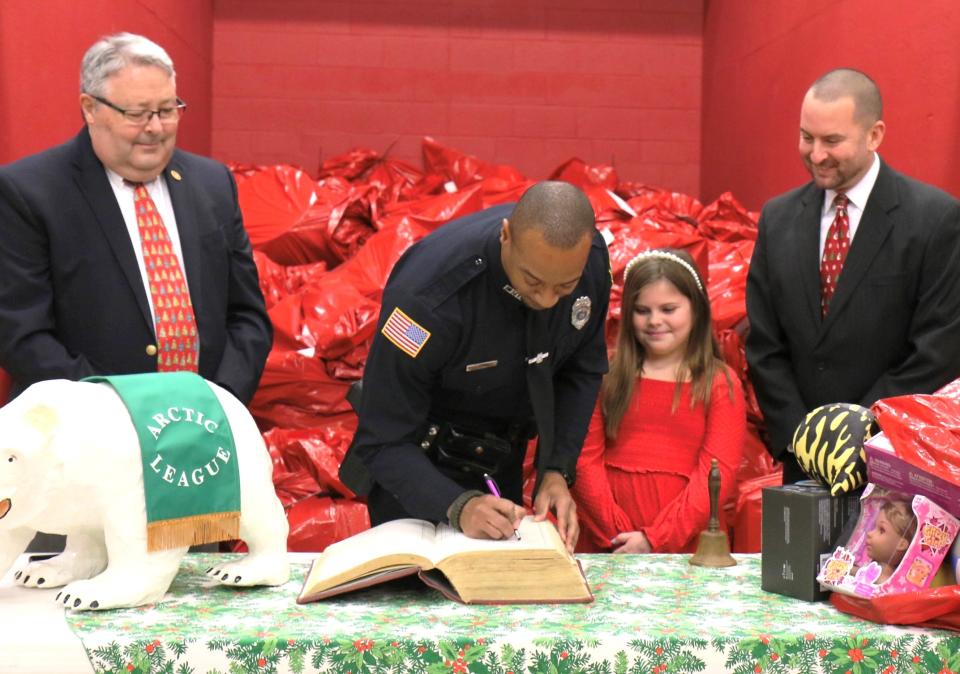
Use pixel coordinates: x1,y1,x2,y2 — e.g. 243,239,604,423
820,193,850,317
132,183,199,372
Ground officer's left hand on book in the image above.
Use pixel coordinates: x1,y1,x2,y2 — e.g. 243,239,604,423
533,471,579,553
459,495,525,541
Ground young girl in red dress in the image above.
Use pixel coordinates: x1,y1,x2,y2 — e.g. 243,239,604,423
573,248,746,553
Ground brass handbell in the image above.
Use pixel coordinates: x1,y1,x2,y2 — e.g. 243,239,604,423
689,457,737,568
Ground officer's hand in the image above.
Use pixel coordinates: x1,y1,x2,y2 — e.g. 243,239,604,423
459,495,525,541
533,471,579,553
611,531,651,554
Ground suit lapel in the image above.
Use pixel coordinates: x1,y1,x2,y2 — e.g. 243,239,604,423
71,129,153,328
820,161,896,333
793,184,825,329
164,154,204,312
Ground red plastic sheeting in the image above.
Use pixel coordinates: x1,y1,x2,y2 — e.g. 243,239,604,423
0,368,9,407
266,279,379,357
730,469,782,553
285,496,371,553
236,138,770,550
264,424,358,503
871,377,960,489
421,136,525,189
251,350,358,430
254,252,328,310
234,165,318,249
831,585,960,632
377,183,486,234
549,157,618,190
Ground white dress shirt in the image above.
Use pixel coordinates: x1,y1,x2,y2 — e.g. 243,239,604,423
818,152,881,260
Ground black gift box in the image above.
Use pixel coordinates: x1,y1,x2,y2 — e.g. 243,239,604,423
761,481,861,601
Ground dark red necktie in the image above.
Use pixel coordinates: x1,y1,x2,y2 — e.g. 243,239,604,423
820,194,850,317
132,183,199,372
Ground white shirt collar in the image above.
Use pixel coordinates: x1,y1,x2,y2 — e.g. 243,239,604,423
823,152,881,215
104,167,162,191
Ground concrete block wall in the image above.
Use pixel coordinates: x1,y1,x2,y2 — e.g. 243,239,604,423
212,0,703,194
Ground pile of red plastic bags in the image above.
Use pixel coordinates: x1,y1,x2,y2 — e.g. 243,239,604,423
233,137,775,551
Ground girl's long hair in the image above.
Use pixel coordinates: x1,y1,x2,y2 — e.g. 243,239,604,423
602,248,733,440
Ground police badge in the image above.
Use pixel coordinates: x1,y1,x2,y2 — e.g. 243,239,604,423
571,296,591,330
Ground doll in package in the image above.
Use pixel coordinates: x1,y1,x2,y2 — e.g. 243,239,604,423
818,484,959,598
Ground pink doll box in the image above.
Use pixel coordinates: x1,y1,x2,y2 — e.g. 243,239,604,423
864,431,960,518
817,484,959,599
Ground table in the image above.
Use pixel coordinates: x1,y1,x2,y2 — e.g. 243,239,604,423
4,554,960,673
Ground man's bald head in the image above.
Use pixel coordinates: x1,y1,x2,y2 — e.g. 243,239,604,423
509,181,596,249
809,68,883,128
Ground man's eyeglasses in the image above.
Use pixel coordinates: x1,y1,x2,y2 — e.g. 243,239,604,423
90,95,187,125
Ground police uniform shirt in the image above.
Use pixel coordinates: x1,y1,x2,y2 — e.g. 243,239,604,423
348,202,612,523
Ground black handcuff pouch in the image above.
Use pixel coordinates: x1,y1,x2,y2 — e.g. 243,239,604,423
425,422,513,477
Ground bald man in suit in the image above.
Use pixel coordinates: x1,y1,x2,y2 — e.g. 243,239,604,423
746,68,960,483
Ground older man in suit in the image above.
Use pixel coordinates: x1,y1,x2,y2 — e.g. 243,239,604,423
746,68,960,483
0,33,271,404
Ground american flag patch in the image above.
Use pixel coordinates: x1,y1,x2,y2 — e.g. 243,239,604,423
382,307,431,358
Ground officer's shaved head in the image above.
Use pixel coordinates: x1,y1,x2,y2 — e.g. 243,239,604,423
509,181,595,248
809,68,883,127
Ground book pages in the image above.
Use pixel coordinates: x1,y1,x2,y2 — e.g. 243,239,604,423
316,518,438,578
433,516,563,561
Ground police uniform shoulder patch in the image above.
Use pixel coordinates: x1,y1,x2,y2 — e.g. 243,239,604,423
382,307,431,358
571,296,591,330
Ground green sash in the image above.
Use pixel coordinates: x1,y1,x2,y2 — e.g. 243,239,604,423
85,373,241,551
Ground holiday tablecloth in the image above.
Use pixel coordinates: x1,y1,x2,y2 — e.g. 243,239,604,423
64,553,960,674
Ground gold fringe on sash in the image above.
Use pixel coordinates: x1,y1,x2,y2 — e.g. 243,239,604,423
147,511,241,552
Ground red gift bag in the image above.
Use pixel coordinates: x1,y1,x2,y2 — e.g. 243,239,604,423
871,378,960,489
831,585,960,632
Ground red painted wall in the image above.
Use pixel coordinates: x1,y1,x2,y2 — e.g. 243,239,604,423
0,0,213,165
211,0,703,195
701,0,960,210
8,1,957,208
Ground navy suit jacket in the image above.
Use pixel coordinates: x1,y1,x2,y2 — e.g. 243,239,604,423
0,128,272,403
746,160,960,465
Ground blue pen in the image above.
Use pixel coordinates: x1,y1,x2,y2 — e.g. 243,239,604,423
483,473,521,540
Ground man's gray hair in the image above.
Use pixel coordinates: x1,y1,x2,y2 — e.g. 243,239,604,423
81,33,175,96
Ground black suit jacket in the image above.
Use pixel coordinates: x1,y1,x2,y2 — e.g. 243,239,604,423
0,128,272,403
746,160,960,468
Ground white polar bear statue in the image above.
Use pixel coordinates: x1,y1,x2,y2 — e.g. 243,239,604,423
0,378,289,610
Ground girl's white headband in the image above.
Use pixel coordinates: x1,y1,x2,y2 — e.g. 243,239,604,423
623,250,704,293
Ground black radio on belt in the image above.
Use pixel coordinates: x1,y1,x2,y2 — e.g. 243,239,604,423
420,422,513,477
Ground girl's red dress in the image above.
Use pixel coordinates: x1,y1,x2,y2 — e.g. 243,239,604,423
573,370,746,553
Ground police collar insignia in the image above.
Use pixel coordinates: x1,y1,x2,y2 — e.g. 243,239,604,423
502,283,523,302
571,296,591,330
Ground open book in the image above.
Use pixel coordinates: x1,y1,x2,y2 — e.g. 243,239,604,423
297,516,593,604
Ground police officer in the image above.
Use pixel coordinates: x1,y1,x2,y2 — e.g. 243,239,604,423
340,181,611,552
